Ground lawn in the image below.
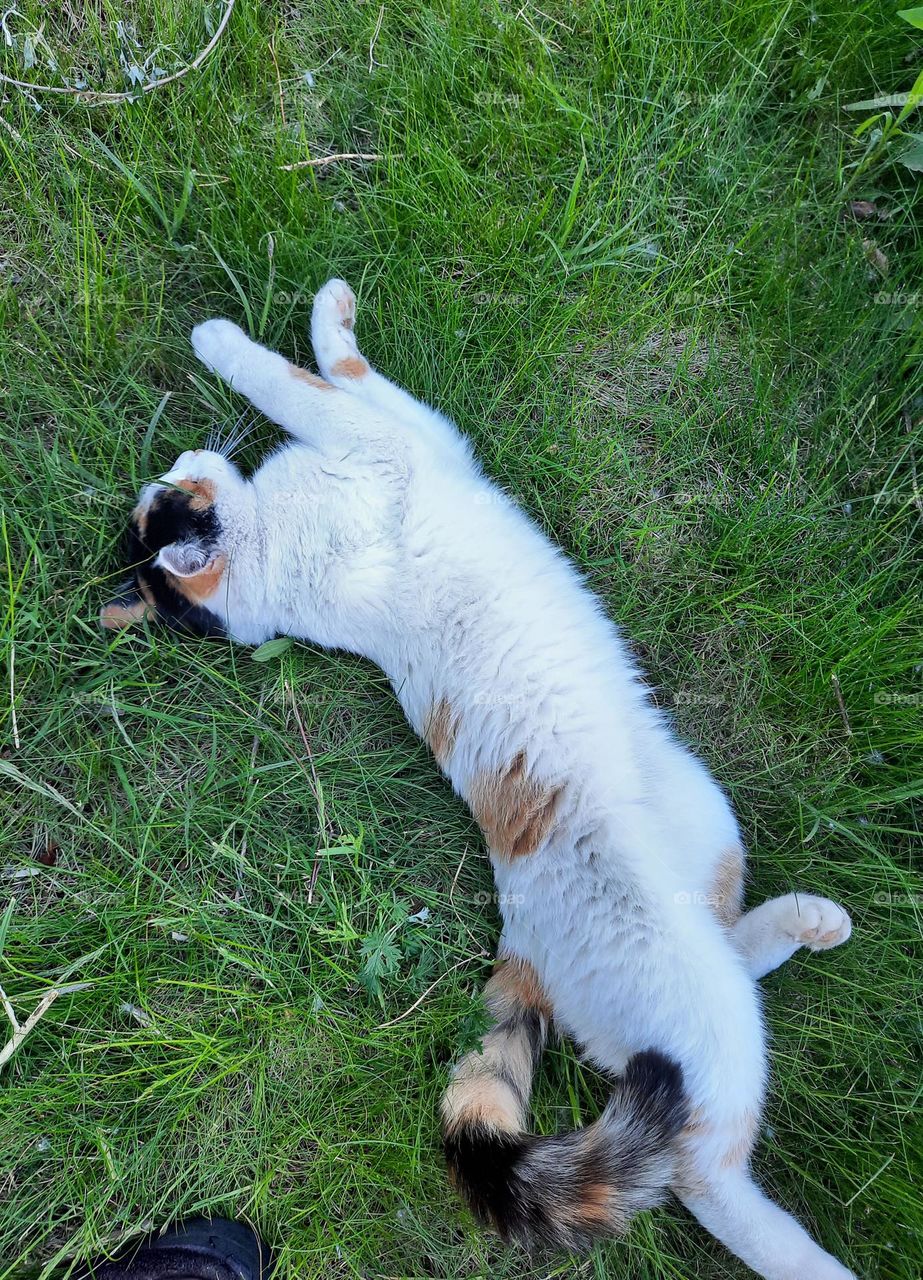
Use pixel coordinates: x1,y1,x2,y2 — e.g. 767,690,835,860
0,0,921,1276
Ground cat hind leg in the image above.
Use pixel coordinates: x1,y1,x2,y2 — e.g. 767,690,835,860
677,1166,855,1280
730,894,852,980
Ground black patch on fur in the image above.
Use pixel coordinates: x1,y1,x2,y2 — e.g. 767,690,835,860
136,562,225,637
443,1125,546,1240
107,579,145,610
519,1009,546,1070
444,1048,688,1251
620,1049,687,1135
125,488,224,638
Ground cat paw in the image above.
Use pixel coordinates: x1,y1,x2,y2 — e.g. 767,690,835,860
313,277,357,334
786,895,852,951
191,318,250,376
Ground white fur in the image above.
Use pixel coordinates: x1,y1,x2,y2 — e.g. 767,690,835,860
157,281,854,1280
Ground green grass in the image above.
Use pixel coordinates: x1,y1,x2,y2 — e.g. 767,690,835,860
0,0,921,1276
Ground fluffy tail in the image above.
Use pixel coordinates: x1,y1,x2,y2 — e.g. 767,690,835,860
442,956,688,1251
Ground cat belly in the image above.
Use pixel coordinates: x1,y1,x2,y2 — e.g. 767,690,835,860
492,848,766,1114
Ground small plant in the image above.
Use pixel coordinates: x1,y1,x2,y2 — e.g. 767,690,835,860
844,7,923,179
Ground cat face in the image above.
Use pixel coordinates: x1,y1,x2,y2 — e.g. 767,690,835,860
101,449,242,635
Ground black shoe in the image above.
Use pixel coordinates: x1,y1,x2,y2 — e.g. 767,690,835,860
75,1216,273,1280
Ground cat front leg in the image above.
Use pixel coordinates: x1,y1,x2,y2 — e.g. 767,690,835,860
191,318,365,450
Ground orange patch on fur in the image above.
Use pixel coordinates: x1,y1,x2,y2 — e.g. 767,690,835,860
100,597,155,630
676,1105,759,1190
175,478,216,512
167,554,227,604
132,502,149,541
469,751,562,860
330,354,369,380
680,1105,709,1138
441,1073,521,1138
425,697,460,767
288,363,336,391
570,1181,616,1229
488,953,553,1022
710,847,745,926
336,294,355,328
721,1109,759,1169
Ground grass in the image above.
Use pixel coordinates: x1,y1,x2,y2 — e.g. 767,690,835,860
0,0,921,1276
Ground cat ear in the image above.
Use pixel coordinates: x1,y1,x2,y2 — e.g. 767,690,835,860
156,542,214,578
100,584,154,630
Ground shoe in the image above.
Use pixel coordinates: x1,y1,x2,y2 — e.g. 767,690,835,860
75,1216,273,1279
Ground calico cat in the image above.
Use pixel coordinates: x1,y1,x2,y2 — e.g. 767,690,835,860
103,279,855,1280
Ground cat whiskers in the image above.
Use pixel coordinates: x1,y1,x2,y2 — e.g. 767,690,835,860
206,413,256,462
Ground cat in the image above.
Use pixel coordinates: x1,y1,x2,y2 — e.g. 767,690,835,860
103,279,855,1280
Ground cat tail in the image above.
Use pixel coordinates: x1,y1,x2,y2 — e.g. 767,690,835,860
441,957,687,1251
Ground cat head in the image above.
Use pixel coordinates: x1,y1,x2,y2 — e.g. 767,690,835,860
101,448,246,635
